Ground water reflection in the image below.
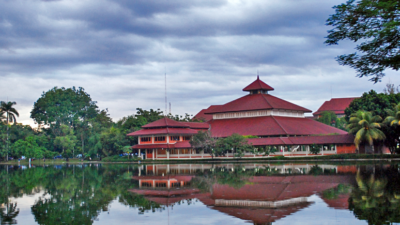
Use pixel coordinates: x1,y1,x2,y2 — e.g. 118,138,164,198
0,163,400,224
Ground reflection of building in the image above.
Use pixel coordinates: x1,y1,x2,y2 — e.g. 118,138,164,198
313,97,358,118
129,164,356,224
128,77,356,159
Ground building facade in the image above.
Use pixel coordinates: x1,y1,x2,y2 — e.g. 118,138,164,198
128,77,356,159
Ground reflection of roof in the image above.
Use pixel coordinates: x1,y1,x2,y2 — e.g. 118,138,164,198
243,76,275,92
208,116,348,137
313,98,358,116
212,203,312,224
131,175,195,182
248,134,354,146
320,194,350,210
131,141,192,149
205,94,311,114
192,105,221,122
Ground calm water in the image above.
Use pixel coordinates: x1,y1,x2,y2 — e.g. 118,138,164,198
1,162,400,225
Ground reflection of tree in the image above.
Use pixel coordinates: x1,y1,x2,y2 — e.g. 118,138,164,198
0,203,19,225
322,184,352,200
119,192,165,214
352,171,387,209
349,166,400,224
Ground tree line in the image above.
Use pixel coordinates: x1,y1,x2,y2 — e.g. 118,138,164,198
0,87,192,161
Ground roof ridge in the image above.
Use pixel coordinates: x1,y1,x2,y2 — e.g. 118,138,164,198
261,93,273,108
272,116,289,135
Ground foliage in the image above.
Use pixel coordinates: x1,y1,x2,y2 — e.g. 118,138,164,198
255,145,278,156
214,133,253,158
310,144,322,155
346,90,400,153
11,136,49,159
317,111,347,130
326,0,400,82
54,125,77,158
189,131,216,158
347,111,386,150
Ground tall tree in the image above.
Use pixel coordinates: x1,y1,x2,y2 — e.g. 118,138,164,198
326,0,400,82
190,131,216,158
383,103,400,153
347,111,386,151
0,101,19,161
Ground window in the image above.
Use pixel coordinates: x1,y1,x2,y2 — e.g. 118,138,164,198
170,136,180,141
140,137,151,142
156,182,167,188
183,136,191,141
142,182,152,187
155,136,166,142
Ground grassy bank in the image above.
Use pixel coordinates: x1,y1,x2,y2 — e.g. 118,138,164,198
0,158,91,165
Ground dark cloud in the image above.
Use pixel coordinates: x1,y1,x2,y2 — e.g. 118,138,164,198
0,0,395,126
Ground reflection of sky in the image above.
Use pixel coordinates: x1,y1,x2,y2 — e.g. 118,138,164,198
6,193,370,224
94,199,245,225
276,195,366,225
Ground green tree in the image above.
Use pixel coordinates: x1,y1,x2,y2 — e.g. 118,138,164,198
214,133,253,158
0,101,19,161
317,111,347,130
30,87,99,136
326,0,400,82
54,125,77,158
346,90,400,154
310,144,322,155
347,111,386,151
189,131,216,159
383,103,400,153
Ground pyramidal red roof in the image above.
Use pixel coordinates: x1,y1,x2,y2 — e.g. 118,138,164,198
243,76,274,92
192,105,221,122
142,117,189,128
313,97,358,116
205,94,311,114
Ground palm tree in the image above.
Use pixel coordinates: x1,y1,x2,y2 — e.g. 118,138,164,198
0,101,19,161
0,202,20,224
0,112,5,123
347,111,386,151
384,103,400,126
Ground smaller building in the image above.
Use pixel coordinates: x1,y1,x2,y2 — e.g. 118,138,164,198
313,98,358,118
127,117,209,159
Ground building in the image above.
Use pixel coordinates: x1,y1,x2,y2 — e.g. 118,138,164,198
313,97,358,118
128,76,356,159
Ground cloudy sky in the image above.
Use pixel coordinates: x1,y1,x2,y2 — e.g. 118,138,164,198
1,0,398,126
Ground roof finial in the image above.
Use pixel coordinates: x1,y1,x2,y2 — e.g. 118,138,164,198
257,70,259,80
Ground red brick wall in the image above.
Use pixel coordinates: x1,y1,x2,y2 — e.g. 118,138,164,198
337,144,356,154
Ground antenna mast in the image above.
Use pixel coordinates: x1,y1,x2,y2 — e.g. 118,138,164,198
165,70,167,116
169,102,171,115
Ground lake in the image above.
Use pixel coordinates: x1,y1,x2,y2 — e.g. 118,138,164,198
1,162,399,225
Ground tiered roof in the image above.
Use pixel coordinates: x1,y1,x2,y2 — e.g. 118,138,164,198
192,105,221,122
313,97,357,116
242,75,274,91
205,94,311,114
208,116,347,137
127,117,209,137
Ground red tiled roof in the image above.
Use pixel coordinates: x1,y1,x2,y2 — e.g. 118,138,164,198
192,105,221,122
127,128,198,136
131,144,172,149
248,134,354,146
131,141,192,149
180,122,209,129
208,116,348,137
205,94,311,114
313,98,358,116
243,76,274,91
174,141,192,148
142,117,189,128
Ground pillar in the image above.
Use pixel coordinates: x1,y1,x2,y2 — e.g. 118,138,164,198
152,149,155,160
138,149,141,158
167,150,169,159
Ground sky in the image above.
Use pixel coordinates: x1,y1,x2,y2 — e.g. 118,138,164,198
1,0,399,126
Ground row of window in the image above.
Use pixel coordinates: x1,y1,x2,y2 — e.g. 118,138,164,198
140,136,191,142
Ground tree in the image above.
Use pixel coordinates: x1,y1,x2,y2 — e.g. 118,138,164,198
214,133,253,158
30,87,98,136
346,90,400,153
0,101,19,161
254,145,278,156
54,125,77,158
310,144,322,155
189,131,216,159
383,103,400,153
347,111,386,151
383,82,400,95
317,111,347,130
326,0,400,82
